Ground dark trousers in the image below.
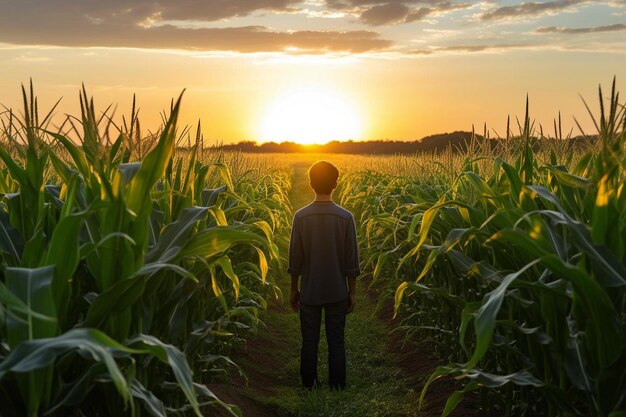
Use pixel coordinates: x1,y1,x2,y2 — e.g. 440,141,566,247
299,298,349,389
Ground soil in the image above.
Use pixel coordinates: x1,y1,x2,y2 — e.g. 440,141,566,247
207,296,295,417
372,283,484,417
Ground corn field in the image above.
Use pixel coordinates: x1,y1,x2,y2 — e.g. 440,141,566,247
1,79,625,417
0,84,290,417
338,80,626,416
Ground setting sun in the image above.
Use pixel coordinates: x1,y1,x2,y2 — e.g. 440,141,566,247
258,88,363,145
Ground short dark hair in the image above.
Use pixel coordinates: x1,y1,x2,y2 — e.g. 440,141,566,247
308,161,339,194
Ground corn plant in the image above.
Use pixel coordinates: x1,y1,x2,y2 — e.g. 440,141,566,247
339,79,626,416
0,83,289,416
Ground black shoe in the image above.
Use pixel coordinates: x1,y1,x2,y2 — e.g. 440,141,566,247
304,379,323,391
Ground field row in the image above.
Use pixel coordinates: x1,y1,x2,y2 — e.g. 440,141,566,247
0,87,292,417
338,84,626,416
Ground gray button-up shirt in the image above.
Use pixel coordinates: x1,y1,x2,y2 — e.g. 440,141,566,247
287,201,360,305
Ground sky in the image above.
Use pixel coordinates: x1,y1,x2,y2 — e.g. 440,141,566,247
0,0,625,144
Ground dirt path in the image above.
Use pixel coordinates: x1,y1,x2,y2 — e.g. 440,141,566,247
208,162,482,417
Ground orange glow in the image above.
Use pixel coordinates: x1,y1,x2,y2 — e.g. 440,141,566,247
258,87,363,145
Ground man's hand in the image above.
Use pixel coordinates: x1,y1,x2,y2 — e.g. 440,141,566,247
347,293,356,314
290,290,300,312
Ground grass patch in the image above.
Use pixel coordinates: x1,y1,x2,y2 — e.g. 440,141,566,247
295,287,420,417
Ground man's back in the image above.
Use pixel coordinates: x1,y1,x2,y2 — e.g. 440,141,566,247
288,160,359,390
288,201,360,305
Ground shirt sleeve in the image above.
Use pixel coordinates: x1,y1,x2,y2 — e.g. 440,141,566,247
287,215,303,276
345,214,361,279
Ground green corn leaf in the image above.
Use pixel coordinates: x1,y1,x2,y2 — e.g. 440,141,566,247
43,130,91,178
208,164,234,192
255,247,268,282
145,206,208,263
107,133,126,171
406,212,423,241
118,162,142,185
42,213,83,312
449,250,501,282
468,259,541,368
184,227,270,259
0,281,56,325
5,266,58,347
416,228,473,281
208,207,228,227
214,256,240,299
127,334,202,417
193,383,243,417
0,145,27,187
525,194,626,287
201,186,227,207
461,171,498,201
0,211,23,261
406,282,464,305
539,254,623,368
135,262,195,281
419,365,456,410
464,369,543,388
0,328,143,405
496,158,523,202
459,302,482,357
130,379,167,417
442,380,479,417
545,166,591,189
83,277,146,328
251,221,278,257
43,363,107,416
126,95,181,217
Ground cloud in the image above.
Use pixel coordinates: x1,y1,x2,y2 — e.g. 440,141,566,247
2,0,620,55
535,23,626,33
405,7,437,22
480,0,585,20
0,1,392,53
408,2,471,21
0,24,392,53
14,54,52,63
0,0,302,24
325,0,459,7
357,1,472,25
158,0,301,20
410,43,533,54
360,2,410,25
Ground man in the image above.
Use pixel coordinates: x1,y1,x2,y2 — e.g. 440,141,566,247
287,160,360,390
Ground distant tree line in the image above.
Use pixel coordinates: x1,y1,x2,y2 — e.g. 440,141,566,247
210,131,593,155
